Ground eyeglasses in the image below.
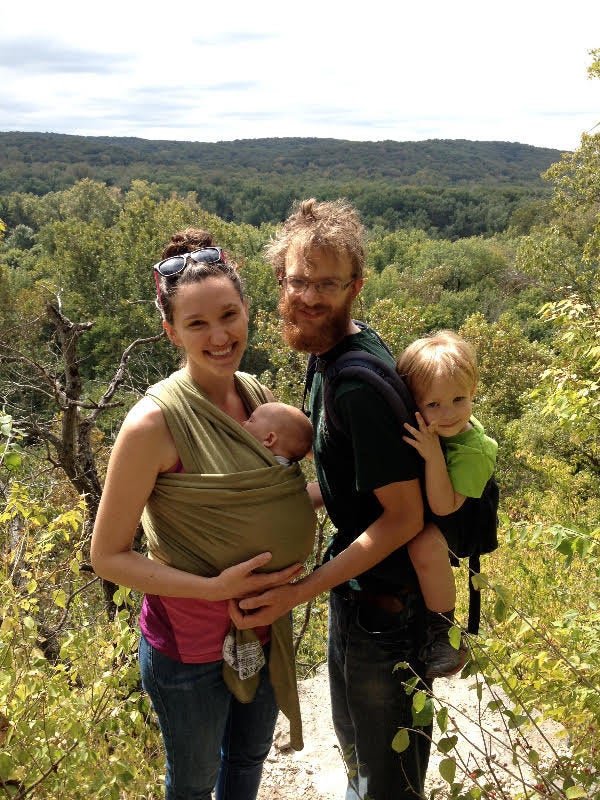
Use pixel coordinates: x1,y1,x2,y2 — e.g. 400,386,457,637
153,247,226,277
278,276,355,296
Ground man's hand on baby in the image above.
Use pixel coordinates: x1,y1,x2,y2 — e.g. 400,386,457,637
228,583,299,629
403,412,443,461
213,553,304,602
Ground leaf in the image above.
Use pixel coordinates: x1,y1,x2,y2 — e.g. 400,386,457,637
439,757,456,784
412,696,434,727
565,788,588,798
53,589,67,609
437,735,458,754
528,749,539,765
436,706,448,733
412,691,427,712
448,626,462,649
392,728,410,753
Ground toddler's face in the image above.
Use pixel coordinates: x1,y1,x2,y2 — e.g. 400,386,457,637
415,376,474,437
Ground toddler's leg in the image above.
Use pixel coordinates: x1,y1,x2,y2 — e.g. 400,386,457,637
407,523,455,612
408,524,467,680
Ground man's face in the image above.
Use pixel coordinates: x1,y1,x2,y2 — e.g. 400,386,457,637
278,245,363,354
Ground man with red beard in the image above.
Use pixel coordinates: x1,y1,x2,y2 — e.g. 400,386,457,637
231,198,431,800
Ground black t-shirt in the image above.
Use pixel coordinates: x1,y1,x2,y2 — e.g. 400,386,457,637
310,326,423,592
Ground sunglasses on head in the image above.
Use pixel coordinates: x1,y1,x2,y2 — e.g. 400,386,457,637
152,247,226,277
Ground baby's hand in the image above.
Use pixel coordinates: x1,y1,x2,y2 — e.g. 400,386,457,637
403,412,442,461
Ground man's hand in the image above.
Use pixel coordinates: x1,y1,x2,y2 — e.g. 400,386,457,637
211,553,304,602
228,582,301,628
403,412,444,462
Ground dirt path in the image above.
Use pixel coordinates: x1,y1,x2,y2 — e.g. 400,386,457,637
258,665,568,799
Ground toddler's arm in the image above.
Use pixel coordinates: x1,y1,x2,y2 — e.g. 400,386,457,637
403,412,466,515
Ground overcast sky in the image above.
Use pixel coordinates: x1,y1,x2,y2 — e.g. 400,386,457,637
1,0,598,152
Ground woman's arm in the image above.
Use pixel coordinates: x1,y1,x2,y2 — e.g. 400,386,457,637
91,398,303,599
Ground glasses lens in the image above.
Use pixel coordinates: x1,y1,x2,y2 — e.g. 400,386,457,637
316,280,341,295
155,256,186,277
188,247,223,265
285,277,308,293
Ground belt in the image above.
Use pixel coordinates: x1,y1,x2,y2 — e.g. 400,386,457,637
333,585,407,613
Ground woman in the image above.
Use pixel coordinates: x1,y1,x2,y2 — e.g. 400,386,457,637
91,229,316,800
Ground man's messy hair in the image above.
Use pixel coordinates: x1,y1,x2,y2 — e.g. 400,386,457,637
264,198,366,279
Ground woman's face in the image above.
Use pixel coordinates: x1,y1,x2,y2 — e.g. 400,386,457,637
163,276,249,381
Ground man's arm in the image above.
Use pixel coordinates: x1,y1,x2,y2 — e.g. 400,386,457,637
229,478,423,628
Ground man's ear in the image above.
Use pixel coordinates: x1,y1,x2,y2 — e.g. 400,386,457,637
350,277,364,301
163,320,182,347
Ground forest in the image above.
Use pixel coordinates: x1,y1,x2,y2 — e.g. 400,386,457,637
0,52,599,799
0,133,559,237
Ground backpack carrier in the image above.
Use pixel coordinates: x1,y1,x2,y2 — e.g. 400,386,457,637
302,324,499,635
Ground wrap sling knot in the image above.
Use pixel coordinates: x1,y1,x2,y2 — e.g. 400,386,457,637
141,369,316,750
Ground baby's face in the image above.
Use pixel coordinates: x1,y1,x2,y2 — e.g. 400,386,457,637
415,375,474,438
242,408,272,444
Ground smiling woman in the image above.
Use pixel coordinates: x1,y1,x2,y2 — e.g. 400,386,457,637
90,227,316,800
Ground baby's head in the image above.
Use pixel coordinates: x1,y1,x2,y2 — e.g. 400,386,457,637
243,402,313,462
396,331,478,437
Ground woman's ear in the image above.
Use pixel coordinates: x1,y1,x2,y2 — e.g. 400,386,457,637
163,320,182,347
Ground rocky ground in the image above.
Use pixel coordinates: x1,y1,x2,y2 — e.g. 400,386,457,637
257,665,569,800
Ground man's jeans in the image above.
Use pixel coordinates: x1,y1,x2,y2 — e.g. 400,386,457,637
139,633,278,800
328,590,432,800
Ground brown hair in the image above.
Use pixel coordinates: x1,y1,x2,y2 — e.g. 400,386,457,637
396,330,479,399
155,228,245,325
264,198,366,279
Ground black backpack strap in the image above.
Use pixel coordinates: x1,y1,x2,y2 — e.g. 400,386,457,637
302,353,319,418
323,351,418,443
467,554,481,635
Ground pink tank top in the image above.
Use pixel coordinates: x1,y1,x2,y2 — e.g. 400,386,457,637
139,459,269,663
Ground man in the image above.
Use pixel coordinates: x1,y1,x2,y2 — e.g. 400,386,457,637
231,198,432,800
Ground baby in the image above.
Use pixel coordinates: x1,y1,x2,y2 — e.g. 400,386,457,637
243,402,313,465
396,330,498,679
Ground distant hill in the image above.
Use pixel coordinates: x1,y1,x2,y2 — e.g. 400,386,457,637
0,132,564,237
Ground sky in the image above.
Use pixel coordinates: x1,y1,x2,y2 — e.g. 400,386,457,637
1,0,598,153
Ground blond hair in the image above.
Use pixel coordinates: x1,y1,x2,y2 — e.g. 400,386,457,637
264,198,366,279
396,330,479,399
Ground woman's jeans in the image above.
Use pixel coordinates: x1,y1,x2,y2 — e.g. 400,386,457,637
139,633,278,800
328,590,433,800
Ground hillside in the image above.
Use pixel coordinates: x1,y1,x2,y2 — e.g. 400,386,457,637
0,132,563,189
0,132,563,236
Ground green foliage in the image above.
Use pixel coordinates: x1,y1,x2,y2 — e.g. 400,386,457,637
0,134,558,237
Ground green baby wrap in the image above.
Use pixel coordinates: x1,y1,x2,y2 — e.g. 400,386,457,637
141,369,316,750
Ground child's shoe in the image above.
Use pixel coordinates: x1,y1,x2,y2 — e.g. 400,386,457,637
420,610,467,680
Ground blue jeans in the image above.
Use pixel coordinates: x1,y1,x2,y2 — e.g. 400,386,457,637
328,590,432,800
139,633,278,800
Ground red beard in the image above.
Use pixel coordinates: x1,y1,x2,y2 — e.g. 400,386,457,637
278,292,354,354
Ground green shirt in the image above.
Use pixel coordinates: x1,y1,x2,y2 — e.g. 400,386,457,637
443,417,498,498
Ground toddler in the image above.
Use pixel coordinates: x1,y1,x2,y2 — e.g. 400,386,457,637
396,330,498,679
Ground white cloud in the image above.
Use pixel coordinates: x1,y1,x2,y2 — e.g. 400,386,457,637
0,0,598,150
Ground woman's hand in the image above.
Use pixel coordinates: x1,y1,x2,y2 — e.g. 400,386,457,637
211,553,305,602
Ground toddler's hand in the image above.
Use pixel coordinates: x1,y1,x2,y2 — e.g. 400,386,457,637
403,412,443,461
